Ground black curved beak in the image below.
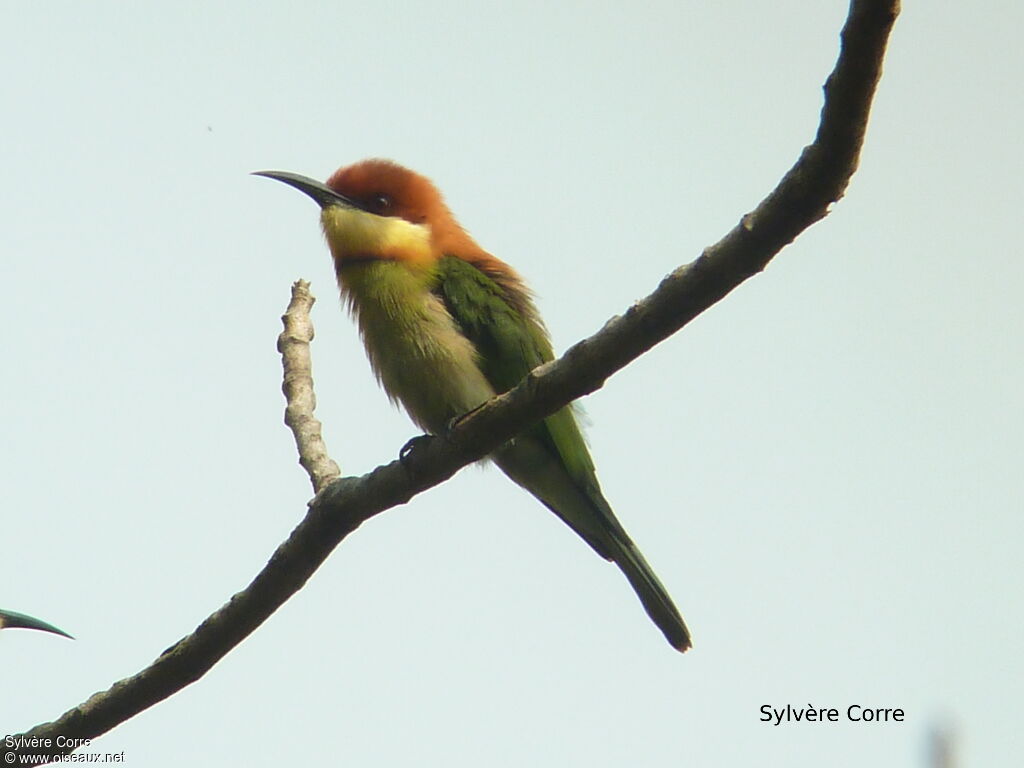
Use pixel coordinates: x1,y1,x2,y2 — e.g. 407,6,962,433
0,608,74,639
252,170,358,210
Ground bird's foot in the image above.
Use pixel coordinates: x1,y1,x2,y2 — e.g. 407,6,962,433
444,402,487,436
399,434,435,468
399,404,486,470
442,415,462,437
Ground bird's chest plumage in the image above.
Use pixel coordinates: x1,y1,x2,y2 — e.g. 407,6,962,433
336,260,495,433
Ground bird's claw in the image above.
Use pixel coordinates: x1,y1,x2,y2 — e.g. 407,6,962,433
444,401,488,437
400,406,485,469
399,434,435,467
442,415,461,437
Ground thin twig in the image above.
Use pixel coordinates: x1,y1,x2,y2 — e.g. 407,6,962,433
278,279,341,492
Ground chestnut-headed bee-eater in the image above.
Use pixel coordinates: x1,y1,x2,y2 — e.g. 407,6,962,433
255,160,691,651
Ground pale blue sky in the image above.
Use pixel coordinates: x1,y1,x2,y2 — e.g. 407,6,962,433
2,2,1021,766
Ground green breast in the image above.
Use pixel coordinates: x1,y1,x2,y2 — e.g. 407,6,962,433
336,260,495,433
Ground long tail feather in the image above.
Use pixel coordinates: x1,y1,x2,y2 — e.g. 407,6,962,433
604,534,691,651
495,437,691,651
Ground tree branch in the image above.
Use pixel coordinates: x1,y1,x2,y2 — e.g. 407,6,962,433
279,279,341,492
3,1,899,761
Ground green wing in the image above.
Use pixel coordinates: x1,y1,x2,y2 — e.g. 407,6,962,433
432,255,597,485
434,257,692,650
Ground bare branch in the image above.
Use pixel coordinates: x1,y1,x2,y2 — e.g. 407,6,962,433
279,279,341,492
4,1,899,761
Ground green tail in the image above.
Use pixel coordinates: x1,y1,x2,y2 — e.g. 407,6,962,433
494,436,691,652
602,529,692,652
427,255,689,649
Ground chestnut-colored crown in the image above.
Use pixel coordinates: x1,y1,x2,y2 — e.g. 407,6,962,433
325,159,534,315
326,159,482,259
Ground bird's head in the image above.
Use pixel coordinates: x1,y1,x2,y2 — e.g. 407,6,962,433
255,159,481,270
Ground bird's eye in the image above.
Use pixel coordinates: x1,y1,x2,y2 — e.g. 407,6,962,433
371,194,392,213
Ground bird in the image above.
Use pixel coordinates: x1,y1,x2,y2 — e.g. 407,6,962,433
255,159,691,651
0,608,73,639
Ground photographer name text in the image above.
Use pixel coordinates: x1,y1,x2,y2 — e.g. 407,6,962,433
760,704,904,726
